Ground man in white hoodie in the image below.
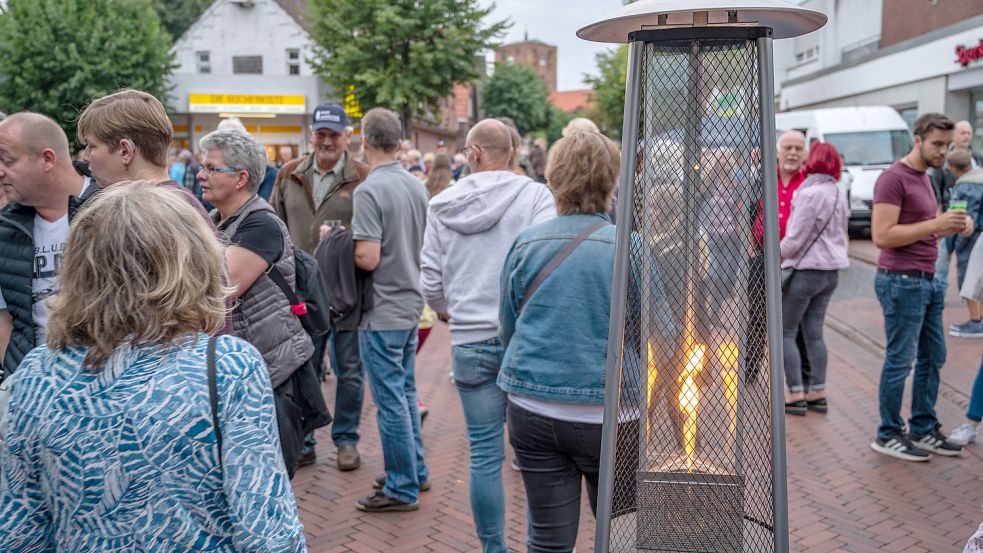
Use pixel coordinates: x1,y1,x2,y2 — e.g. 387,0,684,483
420,119,555,553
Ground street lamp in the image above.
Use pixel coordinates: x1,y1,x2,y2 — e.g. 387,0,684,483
579,2,825,552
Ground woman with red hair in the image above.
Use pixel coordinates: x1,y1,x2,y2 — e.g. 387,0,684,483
780,142,849,415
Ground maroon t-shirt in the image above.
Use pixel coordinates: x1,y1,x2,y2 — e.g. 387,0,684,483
873,161,938,273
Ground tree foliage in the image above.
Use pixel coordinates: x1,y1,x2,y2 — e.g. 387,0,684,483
482,62,551,135
308,0,509,134
584,44,628,140
0,0,175,149
151,0,212,40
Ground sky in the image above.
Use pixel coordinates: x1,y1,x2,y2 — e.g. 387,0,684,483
483,0,625,92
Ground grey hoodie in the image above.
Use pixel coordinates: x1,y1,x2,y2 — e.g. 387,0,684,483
420,170,555,345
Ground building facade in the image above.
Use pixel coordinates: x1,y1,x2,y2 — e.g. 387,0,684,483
168,0,471,160
496,37,558,94
774,0,983,150
168,0,326,161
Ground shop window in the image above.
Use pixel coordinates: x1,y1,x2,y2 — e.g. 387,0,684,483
196,51,211,74
233,55,263,75
287,49,301,75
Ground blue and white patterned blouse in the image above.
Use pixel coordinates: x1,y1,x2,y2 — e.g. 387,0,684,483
0,334,307,552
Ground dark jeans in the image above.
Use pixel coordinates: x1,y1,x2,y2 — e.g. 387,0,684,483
507,402,638,553
874,271,947,439
330,327,364,446
781,269,838,393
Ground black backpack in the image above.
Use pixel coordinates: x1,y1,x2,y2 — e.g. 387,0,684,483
266,247,332,337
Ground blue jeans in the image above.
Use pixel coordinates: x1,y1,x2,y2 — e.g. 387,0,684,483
935,241,951,292
359,326,428,503
969,354,983,423
452,338,507,553
331,326,364,446
875,272,947,439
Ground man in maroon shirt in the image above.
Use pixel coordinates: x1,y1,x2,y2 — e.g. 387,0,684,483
870,113,975,462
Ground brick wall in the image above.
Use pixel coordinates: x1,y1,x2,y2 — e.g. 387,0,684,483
880,0,983,48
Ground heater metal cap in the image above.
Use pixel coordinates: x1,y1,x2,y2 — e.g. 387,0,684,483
577,0,826,43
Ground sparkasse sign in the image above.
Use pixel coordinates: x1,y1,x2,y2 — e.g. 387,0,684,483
956,39,983,67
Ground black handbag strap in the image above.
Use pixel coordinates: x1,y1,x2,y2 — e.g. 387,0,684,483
207,336,223,467
266,261,302,307
791,189,840,271
519,220,610,313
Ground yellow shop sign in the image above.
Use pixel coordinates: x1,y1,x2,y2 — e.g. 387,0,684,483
188,93,306,114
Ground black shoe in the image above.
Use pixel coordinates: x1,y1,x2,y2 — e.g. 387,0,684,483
298,448,316,467
373,474,431,492
870,432,931,462
784,400,807,416
911,427,963,457
806,398,827,414
355,491,419,512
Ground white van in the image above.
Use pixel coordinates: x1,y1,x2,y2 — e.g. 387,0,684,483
775,106,913,234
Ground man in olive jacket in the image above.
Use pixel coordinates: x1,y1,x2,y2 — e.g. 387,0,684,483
270,103,369,471
272,104,369,254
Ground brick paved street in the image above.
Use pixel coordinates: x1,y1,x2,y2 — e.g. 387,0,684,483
292,240,983,552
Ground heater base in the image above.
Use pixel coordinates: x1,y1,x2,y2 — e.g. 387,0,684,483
635,469,745,552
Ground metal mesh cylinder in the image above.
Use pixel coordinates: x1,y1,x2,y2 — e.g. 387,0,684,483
599,30,784,553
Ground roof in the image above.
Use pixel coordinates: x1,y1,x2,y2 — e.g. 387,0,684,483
549,89,593,114
273,0,310,30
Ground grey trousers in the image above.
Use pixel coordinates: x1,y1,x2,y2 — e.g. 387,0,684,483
782,269,839,393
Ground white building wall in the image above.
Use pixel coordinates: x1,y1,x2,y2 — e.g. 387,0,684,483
173,0,314,78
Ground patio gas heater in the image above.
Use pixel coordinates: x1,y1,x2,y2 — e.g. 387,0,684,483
580,2,825,552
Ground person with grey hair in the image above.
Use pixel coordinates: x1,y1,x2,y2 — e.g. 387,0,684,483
351,107,430,512
198,129,329,476
214,117,280,202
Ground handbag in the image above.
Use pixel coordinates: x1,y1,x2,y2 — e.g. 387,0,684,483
781,189,840,293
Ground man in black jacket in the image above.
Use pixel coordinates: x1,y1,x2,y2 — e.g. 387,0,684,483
0,113,96,377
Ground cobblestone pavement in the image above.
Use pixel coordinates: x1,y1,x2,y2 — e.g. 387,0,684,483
292,240,983,552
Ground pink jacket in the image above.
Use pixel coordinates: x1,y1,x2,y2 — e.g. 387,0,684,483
780,174,849,270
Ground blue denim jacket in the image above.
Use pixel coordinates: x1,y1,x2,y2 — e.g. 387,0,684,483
497,214,678,405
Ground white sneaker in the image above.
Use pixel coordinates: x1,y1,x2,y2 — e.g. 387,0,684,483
949,423,978,446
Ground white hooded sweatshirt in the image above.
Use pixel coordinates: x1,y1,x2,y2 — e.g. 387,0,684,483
420,170,555,345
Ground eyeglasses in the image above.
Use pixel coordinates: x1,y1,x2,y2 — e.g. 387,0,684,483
200,164,239,175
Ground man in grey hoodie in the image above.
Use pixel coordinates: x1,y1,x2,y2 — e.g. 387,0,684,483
420,119,555,553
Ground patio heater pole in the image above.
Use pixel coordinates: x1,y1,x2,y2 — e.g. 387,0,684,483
578,3,826,553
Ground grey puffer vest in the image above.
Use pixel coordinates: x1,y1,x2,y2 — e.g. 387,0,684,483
217,195,313,388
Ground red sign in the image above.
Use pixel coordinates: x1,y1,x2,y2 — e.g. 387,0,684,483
956,40,983,67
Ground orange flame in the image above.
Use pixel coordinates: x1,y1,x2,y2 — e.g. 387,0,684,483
678,344,706,470
718,342,740,437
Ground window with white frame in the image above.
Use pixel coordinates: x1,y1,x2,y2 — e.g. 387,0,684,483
795,46,819,64
287,49,301,75
196,51,211,74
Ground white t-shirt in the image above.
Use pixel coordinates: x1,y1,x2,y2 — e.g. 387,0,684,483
32,176,92,345
0,284,7,310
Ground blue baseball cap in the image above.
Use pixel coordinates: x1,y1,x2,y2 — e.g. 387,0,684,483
311,103,349,132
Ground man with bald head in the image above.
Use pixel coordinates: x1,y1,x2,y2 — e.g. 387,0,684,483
0,112,97,376
420,117,554,550
932,121,983,293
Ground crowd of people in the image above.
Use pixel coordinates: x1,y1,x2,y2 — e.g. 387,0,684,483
1,85,983,551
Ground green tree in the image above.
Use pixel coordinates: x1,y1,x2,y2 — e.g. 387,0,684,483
308,0,509,135
544,105,575,144
0,0,175,149
482,62,550,135
584,44,628,140
151,0,211,40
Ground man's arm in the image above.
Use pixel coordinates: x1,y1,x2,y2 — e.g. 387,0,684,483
354,240,381,272
226,246,269,300
419,212,448,314
0,309,11,363
871,203,966,249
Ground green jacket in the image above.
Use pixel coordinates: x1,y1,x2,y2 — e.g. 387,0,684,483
271,152,369,254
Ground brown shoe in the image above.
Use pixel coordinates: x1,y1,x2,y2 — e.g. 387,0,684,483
337,444,360,471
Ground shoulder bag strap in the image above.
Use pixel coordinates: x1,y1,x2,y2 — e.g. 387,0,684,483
792,189,840,271
207,336,223,468
519,220,610,313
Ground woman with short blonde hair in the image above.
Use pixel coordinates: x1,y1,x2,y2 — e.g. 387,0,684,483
545,132,619,215
0,181,306,552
